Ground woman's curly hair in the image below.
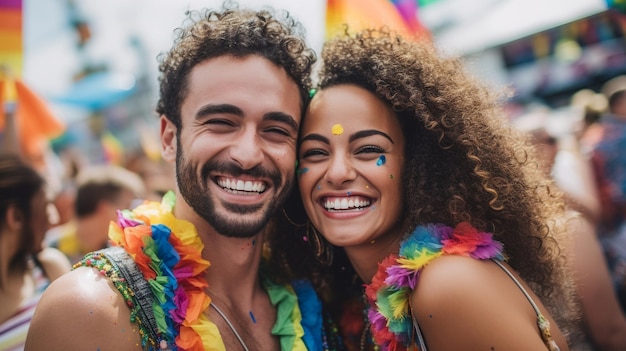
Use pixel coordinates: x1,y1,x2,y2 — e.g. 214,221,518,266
155,3,316,127
276,27,579,340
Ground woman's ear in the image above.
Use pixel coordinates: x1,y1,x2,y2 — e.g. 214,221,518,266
4,204,24,232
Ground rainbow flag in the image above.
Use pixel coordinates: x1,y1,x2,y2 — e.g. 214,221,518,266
1,0,65,169
101,131,124,165
0,0,22,75
326,0,430,40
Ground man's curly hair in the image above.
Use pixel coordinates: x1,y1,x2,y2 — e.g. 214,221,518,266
278,28,579,340
155,3,316,127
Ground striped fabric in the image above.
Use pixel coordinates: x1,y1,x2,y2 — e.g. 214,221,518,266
0,264,49,351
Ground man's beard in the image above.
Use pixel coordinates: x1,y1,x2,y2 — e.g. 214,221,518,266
175,141,293,238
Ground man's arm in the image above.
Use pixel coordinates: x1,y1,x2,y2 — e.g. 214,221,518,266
25,267,143,351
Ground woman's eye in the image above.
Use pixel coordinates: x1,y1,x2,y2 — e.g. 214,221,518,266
357,145,385,154
301,148,328,158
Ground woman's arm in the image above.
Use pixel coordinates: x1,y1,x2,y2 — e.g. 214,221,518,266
412,255,568,351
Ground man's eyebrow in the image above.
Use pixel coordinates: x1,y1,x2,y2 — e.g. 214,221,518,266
349,130,395,144
195,104,243,119
264,112,299,132
300,133,329,144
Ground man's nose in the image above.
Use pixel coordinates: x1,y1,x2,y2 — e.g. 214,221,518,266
228,128,264,170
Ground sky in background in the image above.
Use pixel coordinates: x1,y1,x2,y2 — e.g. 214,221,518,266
21,0,608,123
24,0,324,97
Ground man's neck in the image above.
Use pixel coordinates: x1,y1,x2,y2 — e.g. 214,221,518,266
172,199,267,309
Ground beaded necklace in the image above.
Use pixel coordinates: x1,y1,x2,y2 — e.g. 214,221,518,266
363,222,505,351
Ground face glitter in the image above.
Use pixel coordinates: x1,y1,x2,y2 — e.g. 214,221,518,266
376,155,386,166
331,124,344,135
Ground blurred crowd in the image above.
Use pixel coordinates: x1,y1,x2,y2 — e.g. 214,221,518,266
511,75,626,350
0,101,175,349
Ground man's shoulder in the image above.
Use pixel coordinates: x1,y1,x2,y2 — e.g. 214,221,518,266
38,266,121,313
25,267,142,351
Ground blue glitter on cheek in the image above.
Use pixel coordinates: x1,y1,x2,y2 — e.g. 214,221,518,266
317,185,321,190
297,167,309,175
376,155,386,166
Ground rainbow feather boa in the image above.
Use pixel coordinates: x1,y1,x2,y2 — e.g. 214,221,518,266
364,222,504,351
107,191,317,351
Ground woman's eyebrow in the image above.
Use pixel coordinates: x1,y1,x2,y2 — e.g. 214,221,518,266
300,133,329,144
349,130,394,144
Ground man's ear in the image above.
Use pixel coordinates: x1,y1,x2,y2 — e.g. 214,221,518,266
160,115,177,163
4,204,24,232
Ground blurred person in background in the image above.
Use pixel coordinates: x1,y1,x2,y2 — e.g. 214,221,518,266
0,154,71,351
48,164,145,264
514,111,626,351
580,76,626,313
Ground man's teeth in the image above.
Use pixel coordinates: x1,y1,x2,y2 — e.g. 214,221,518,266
324,197,371,210
217,179,266,193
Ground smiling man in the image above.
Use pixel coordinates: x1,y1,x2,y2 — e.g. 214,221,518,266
24,4,343,351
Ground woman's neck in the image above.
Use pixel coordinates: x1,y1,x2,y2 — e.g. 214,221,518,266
344,230,405,284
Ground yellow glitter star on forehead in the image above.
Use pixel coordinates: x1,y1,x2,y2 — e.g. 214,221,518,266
331,124,344,135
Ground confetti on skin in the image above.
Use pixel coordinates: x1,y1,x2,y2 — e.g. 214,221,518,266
317,185,321,190
390,174,394,179
370,240,376,244
365,185,369,189
331,124,344,135
298,167,309,175
252,239,256,246
250,311,257,323
376,155,386,166
347,191,352,196
371,205,376,210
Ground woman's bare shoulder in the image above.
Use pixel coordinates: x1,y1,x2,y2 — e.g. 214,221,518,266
410,255,557,350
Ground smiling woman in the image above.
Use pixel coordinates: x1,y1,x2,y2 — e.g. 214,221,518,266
273,27,580,351
298,84,406,248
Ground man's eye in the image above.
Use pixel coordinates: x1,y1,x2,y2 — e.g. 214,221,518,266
265,127,291,137
203,119,234,126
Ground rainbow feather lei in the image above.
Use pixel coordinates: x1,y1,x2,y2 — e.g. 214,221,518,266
364,222,504,351
102,191,317,351
108,191,218,351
